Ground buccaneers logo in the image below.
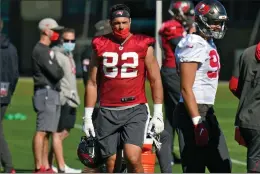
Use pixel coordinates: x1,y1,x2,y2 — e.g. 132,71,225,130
196,2,210,15
116,11,123,15
173,2,190,13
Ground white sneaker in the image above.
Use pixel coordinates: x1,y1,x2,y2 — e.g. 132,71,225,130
64,164,82,173
52,165,58,173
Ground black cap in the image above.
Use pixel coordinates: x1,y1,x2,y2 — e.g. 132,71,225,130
94,19,112,36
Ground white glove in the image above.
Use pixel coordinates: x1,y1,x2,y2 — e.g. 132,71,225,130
83,107,95,138
148,104,164,134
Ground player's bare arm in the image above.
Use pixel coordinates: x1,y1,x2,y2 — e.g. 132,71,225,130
85,52,99,108
83,52,100,138
145,46,163,104
145,46,164,134
179,62,200,117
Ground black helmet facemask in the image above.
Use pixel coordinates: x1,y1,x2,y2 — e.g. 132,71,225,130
195,15,227,39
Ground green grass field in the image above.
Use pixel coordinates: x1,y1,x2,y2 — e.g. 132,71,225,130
3,78,247,173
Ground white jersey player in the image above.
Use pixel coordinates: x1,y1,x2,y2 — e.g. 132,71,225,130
173,0,231,173
176,34,220,104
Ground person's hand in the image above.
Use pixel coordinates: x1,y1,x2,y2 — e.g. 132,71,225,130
192,116,209,146
82,108,95,137
148,104,164,134
235,126,246,147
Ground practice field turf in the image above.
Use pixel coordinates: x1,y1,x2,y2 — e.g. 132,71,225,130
3,78,247,173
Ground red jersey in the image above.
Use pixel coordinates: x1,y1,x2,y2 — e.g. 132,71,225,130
159,19,186,68
92,34,155,107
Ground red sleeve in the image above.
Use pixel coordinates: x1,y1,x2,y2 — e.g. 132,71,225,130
143,36,155,57
134,35,156,58
256,42,260,60
145,36,155,47
229,76,240,98
159,21,185,41
91,36,104,57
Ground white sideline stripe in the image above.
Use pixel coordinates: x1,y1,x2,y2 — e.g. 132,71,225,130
75,123,82,130
231,159,246,166
74,124,246,166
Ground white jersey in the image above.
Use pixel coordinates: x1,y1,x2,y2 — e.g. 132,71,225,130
175,34,220,104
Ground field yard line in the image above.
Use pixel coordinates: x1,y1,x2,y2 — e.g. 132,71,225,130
74,124,246,166
231,159,246,166
75,123,82,130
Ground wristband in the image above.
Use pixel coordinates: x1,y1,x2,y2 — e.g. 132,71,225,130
192,116,202,125
153,104,163,114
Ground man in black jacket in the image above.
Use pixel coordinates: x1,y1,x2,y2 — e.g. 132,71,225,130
32,18,64,173
229,42,260,173
0,18,19,173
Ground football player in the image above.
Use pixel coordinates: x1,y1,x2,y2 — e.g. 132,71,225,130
174,0,231,172
83,4,164,173
158,0,195,165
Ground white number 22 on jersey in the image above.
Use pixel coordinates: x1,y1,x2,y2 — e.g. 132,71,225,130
102,52,138,78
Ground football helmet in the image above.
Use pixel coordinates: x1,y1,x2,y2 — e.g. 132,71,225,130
147,126,162,150
168,0,195,27
77,136,104,168
195,0,228,39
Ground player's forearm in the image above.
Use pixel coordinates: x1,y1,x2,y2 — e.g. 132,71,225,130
150,79,164,104
85,81,97,108
181,87,200,118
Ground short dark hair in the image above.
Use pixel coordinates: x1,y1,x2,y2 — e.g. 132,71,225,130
62,28,75,35
109,4,131,19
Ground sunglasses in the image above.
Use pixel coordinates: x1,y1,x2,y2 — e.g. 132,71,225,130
63,39,76,43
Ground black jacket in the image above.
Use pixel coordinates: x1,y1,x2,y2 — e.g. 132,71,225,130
81,45,92,86
0,34,19,104
230,44,260,130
